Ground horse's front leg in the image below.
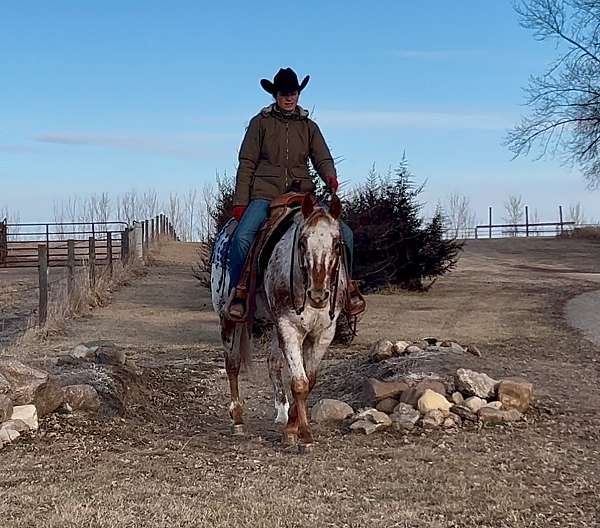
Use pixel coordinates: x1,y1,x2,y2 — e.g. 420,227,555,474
277,320,312,447
304,323,337,394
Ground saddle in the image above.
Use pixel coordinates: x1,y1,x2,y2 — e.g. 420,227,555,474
231,192,306,322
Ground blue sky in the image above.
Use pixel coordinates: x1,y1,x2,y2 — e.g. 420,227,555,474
2,0,599,223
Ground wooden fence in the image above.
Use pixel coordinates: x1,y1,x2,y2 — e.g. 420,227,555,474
1,213,176,326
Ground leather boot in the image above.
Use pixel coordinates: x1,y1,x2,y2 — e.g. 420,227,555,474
346,279,366,316
224,287,248,322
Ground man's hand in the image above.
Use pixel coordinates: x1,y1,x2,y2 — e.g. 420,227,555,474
232,206,246,222
326,175,339,193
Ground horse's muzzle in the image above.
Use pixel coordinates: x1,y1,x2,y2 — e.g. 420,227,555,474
307,288,330,309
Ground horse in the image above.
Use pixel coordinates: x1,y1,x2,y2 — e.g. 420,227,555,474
211,193,348,450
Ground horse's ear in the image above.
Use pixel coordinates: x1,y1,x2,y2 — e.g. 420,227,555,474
302,193,315,219
330,194,342,220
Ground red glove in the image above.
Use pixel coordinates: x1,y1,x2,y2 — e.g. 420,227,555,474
232,206,246,222
326,176,339,193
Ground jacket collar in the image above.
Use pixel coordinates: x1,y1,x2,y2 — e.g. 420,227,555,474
261,103,309,121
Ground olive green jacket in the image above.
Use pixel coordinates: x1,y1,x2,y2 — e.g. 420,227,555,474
233,104,337,206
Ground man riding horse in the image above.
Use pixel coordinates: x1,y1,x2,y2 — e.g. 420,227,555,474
225,67,365,321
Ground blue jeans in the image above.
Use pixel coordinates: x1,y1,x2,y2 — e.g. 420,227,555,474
228,199,354,292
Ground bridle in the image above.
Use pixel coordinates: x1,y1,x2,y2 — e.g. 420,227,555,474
289,211,343,320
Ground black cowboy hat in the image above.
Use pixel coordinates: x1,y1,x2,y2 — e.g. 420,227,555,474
260,68,310,95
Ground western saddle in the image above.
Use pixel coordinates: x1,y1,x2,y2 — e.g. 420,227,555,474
224,192,365,323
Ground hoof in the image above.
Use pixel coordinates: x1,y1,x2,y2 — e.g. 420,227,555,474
298,443,314,455
282,432,297,446
231,424,245,436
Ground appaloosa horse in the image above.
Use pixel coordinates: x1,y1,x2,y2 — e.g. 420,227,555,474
211,193,347,450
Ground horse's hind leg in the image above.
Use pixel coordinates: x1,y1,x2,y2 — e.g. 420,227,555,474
222,319,246,435
268,334,289,425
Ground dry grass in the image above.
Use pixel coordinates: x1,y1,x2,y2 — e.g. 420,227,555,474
560,225,600,240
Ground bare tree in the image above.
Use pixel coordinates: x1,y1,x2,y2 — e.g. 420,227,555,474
568,201,586,224
117,190,139,225
507,0,600,189
503,194,525,236
183,189,198,242
444,193,476,239
165,192,182,239
140,189,158,221
531,208,542,236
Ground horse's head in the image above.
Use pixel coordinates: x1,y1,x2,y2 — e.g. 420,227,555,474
297,194,344,310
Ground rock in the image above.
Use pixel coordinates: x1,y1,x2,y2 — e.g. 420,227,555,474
451,392,464,405
94,344,127,366
479,407,523,425
0,419,30,433
455,368,498,399
354,408,393,426
392,341,410,356
311,399,354,423
0,427,20,444
0,359,48,405
466,344,482,357
417,389,452,415
364,378,409,403
0,373,10,394
481,401,503,411
376,398,399,414
422,409,445,429
464,396,487,414
451,404,478,423
399,379,447,407
71,344,98,359
391,403,421,431
370,340,394,362
350,419,387,435
34,378,64,417
422,337,439,346
446,412,463,428
62,384,102,412
405,345,423,354
497,378,533,413
0,395,13,422
10,405,38,431
440,341,465,353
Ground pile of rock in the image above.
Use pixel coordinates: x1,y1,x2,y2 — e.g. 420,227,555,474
0,341,126,450
311,338,534,435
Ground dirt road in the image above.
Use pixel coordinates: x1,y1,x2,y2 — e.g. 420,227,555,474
2,238,600,527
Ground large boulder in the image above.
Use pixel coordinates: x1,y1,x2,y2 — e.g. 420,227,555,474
455,368,498,399
62,384,101,412
364,378,409,403
0,359,48,405
0,426,20,444
0,395,13,422
376,398,399,414
464,396,487,414
311,399,354,423
497,378,533,412
399,379,447,407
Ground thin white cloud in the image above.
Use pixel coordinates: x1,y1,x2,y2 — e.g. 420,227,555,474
393,49,484,60
33,132,233,159
318,110,513,131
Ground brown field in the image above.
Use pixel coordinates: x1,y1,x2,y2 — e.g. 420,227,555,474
1,238,600,527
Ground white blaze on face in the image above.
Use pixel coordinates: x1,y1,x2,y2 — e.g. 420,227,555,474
303,217,340,293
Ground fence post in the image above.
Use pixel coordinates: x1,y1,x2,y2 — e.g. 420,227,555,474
488,207,492,239
89,237,96,288
67,239,75,297
121,229,129,263
133,221,144,260
151,218,155,243
107,232,113,277
525,205,529,237
45,224,50,266
38,245,48,326
559,205,564,234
